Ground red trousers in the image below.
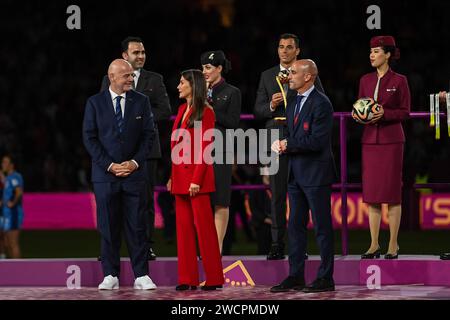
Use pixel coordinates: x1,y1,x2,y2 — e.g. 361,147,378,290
175,194,224,286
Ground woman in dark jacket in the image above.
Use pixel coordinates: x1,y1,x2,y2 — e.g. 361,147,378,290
201,50,242,254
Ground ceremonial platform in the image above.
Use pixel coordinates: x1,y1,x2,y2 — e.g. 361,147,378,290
1,255,449,287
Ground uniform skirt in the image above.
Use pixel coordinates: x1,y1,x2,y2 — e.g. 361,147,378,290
210,160,232,207
362,143,403,204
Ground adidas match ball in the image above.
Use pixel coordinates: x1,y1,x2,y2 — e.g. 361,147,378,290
352,97,381,124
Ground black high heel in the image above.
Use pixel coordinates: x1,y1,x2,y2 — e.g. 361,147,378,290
384,246,399,259
361,247,381,259
176,284,197,291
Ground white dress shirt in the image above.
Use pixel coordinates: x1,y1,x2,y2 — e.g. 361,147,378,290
133,69,141,89
295,85,315,115
107,87,138,172
109,87,126,117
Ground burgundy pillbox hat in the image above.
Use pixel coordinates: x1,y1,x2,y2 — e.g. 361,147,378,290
370,35,396,48
370,35,400,60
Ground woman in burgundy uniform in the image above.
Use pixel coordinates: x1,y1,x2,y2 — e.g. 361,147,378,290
357,36,411,259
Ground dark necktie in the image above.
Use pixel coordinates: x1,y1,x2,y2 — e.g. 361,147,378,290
132,71,137,90
294,95,304,126
115,96,123,133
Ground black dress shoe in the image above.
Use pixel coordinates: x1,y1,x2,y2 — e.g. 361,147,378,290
361,247,381,259
440,253,450,260
201,285,222,291
303,278,335,293
270,276,305,292
97,256,102,261
384,247,399,259
304,253,309,260
176,284,197,291
148,248,157,261
267,245,285,260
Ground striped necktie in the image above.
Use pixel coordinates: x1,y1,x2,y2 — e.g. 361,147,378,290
115,96,123,133
132,71,137,90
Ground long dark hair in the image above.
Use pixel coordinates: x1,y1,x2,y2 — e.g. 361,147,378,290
181,69,207,128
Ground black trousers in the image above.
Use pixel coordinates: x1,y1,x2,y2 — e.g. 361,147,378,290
255,224,272,255
94,180,149,278
268,153,288,247
146,159,157,245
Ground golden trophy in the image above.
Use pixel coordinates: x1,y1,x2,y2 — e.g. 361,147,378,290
275,69,290,109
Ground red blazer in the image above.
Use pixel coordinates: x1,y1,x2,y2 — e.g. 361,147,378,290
358,69,411,144
170,103,216,194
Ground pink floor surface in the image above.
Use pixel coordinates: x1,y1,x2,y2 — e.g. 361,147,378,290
1,285,449,300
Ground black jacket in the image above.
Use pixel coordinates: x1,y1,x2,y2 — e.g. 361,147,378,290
210,80,242,147
254,65,324,127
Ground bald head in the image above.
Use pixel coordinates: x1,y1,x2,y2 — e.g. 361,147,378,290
295,59,318,76
288,59,318,93
108,59,133,75
108,59,134,94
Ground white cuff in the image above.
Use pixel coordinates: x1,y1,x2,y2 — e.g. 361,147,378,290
107,163,114,172
131,160,139,169
269,102,275,112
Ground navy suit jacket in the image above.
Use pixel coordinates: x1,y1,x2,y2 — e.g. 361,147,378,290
82,89,155,182
101,69,172,159
284,88,337,186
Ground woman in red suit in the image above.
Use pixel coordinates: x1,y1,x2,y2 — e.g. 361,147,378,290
167,69,224,290
356,36,411,259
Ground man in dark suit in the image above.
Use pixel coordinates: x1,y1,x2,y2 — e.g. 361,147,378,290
271,59,336,293
101,37,172,260
254,33,324,260
84,59,156,290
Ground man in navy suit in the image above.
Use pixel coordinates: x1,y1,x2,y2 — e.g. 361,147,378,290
254,33,324,260
83,59,156,290
271,59,336,293
101,37,172,261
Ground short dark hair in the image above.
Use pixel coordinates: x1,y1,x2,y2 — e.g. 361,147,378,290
121,36,144,53
279,33,300,48
2,154,16,167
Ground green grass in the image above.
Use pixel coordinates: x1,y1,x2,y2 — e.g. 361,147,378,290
15,228,450,258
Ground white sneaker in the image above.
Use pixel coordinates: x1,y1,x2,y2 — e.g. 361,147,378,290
98,275,119,290
134,275,157,290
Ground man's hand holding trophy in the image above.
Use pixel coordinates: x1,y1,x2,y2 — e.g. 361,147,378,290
275,69,290,109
